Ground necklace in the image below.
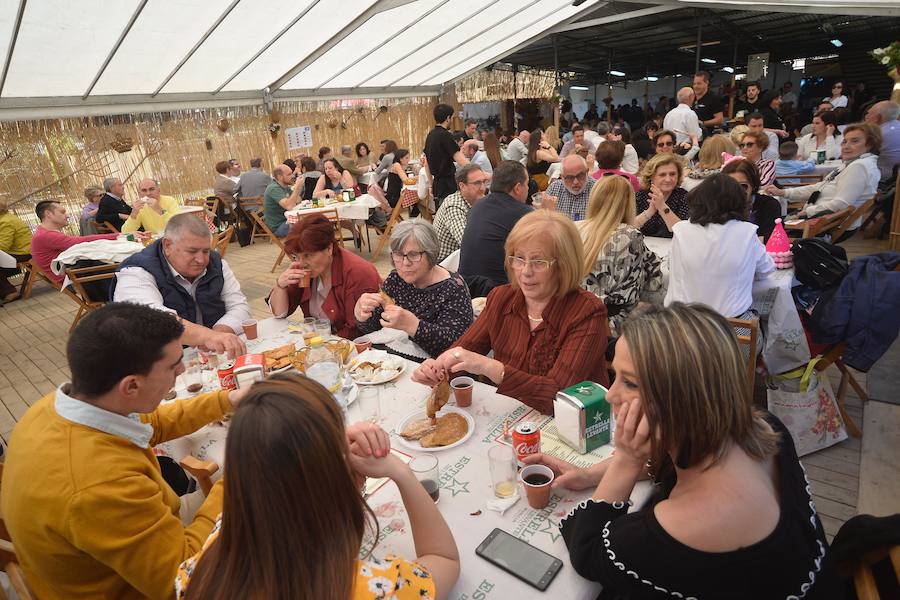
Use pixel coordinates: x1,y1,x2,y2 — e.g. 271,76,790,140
528,314,544,322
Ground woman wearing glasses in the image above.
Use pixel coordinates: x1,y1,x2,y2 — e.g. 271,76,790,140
633,154,690,238
412,211,608,414
653,129,698,163
268,214,381,339
737,130,776,186
354,219,473,357
825,80,848,109
721,158,782,242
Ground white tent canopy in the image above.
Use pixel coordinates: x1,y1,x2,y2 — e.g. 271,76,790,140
0,0,895,119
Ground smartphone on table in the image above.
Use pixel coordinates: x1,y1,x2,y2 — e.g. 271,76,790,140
475,528,563,591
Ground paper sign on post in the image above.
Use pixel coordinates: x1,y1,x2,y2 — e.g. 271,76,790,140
285,125,313,151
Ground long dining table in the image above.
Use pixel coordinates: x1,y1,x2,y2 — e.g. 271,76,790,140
158,317,653,600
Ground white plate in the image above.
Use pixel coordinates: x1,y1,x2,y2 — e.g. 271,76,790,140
336,381,359,407
348,349,406,385
269,364,293,374
394,406,475,453
784,218,805,226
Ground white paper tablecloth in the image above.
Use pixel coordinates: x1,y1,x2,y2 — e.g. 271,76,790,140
547,162,561,180
159,317,653,600
642,236,810,374
285,195,380,223
814,160,841,175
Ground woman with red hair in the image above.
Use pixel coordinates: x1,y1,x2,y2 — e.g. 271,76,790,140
268,215,381,339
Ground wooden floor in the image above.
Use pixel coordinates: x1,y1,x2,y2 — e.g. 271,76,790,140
0,233,894,539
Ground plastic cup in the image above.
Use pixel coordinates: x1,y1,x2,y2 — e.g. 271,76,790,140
409,455,440,503
531,192,544,209
357,387,380,423
242,319,258,340
182,364,204,395
299,272,311,287
488,445,517,499
519,464,555,509
450,376,474,407
303,317,316,332
353,335,372,355
314,318,331,338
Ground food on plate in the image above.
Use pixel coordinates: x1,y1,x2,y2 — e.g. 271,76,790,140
291,347,309,373
400,418,438,440
348,354,403,383
325,339,352,363
471,297,486,314
264,343,298,370
380,289,395,306
420,413,469,448
426,379,450,423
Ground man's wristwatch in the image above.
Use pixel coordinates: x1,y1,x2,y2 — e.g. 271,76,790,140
663,207,671,214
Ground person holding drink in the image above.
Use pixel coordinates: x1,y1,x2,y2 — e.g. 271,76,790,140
525,303,834,599
175,373,460,600
268,214,380,339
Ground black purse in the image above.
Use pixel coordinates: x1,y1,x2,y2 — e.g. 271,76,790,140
791,238,849,290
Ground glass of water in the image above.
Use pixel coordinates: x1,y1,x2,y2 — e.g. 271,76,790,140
531,192,544,209
357,387,380,423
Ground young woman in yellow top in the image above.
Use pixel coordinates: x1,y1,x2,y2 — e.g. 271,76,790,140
175,373,460,600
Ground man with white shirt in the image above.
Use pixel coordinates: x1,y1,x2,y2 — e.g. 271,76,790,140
462,139,493,175
505,130,530,163
111,212,249,358
559,125,598,159
747,113,779,161
664,87,703,146
864,100,900,181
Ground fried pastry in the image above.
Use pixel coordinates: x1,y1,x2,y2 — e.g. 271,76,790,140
420,413,468,448
426,379,450,423
400,418,438,440
380,290,395,306
264,343,296,360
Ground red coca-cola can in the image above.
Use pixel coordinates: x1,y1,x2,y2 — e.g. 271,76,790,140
512,422,541,467
217,360,236,390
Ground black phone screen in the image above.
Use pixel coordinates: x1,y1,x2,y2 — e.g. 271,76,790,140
475,528,563,590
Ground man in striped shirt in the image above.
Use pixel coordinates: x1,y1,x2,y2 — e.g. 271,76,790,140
432,164,488,262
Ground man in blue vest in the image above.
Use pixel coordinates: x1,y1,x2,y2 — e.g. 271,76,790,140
111,212,250,358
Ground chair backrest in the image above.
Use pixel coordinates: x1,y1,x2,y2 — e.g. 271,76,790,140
178,456,220,496
776,174,824,188
66,263,119,306
302,176,319,200
214,226,233,257
727,316,759,400
832,195,877,243
91,220,119,234
249,210,286,250
237,196,262,213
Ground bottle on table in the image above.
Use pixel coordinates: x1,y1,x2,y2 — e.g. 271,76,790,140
305,336,342,394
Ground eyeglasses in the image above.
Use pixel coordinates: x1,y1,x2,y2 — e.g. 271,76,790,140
562,173,587,183
391,250,426,264
739,142,756,148
656,141,674,147
507,256,555,272
832,84,842,89
463,178,489,187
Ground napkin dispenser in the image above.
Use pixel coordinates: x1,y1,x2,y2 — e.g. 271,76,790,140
554,381,612,454
233,353,266,389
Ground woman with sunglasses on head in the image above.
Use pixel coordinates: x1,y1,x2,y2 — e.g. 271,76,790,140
525,303,834,600
269,215,381,339
721,157,782,242
176,374,460,600
355,219,472,358
412,211,608,414
737,129,776,186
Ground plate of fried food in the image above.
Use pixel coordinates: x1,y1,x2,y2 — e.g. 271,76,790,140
396,380,474,451
347,349,405,385
263,343,309,373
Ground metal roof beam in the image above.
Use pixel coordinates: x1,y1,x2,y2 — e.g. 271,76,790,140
152,0,243,97
267,0,418,93
81,0,148,100
0,0,26,97
550,5,681,34
614,0,900,18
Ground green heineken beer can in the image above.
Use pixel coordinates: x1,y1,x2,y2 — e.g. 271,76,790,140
554,381,612,453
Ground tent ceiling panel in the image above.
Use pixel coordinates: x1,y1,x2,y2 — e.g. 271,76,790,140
161,0,315,94
0,0,142,97
283,0,443,91
221,0,376,92
91,0,235,96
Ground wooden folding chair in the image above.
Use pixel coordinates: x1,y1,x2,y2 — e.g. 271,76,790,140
813,341,867,438
179,456,220,496
237,197,267,243
850,543,900,600
831,195,878,243
785,207,853,239
372,199,406,261
727,316,760,401
249,211,288,272
91,220,119,234
65,263,119,332
775,173,824,188
0,464,38,600
213,226,234,258
15,260,35,300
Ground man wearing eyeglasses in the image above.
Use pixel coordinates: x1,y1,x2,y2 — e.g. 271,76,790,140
544,155,595,221
121,178,179,234
432,164,488,262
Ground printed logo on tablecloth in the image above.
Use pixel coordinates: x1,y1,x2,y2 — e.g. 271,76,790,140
456,578,496,600
439,456,472,497
509,495,580,545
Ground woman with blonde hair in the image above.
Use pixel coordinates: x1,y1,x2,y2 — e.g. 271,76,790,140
578,176,661,336
413,210,608,414
634,153,689,238
0,199,32,303
683,133,738,190
544,125,562,152
525,303,833,599
177,373,460,599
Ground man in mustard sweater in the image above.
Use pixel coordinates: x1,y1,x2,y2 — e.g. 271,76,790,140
0,302,246,599
121,178,180,234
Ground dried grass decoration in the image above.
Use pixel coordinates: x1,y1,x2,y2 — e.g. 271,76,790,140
267,122,281,138
110,134,134,153
326,117,339,129
215,117,230,132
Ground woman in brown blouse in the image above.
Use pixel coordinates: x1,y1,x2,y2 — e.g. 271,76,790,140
412,210,608,414
268,215,381,339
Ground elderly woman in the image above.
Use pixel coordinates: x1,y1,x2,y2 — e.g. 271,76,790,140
412,211,608,414
654,129,698,162
666,175,774,319
269,214,381,339
737,129,776,186
526,304,832,599
766,123,881,232
797,110,842,161
633,153,690,238
312,158,354,200
354,219,472,357
79,186,103,234
578,176,661,337
683,134,738,191
721,158,782,242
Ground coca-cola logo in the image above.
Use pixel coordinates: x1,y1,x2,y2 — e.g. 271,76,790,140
515,441,540,455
